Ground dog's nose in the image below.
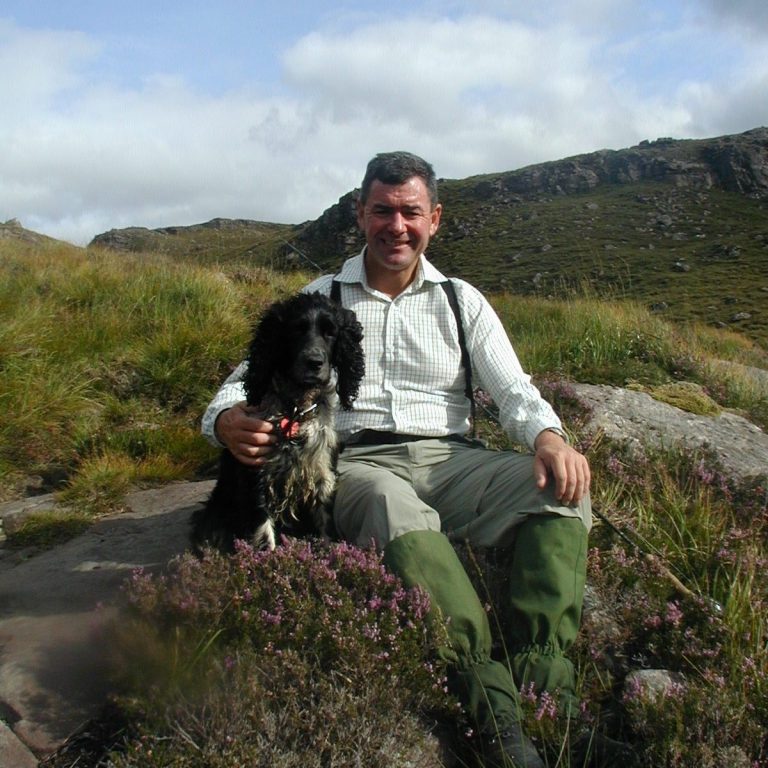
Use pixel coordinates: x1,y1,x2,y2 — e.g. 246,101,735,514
303,349,327,371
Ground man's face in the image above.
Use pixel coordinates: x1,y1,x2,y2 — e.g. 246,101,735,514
356,176,442,280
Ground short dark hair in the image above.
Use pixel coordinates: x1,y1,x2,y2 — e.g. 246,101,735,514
359,151,439,208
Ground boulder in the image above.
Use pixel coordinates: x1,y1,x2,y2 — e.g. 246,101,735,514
572,382,768,484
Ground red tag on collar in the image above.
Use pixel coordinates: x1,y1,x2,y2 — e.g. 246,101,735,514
279,417,301,439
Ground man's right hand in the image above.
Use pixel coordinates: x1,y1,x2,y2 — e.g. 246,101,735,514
214,402,277,466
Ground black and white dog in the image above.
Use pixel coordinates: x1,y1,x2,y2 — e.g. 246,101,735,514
192,291,364,552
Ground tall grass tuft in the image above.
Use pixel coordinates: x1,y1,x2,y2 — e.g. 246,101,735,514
0,239,310,510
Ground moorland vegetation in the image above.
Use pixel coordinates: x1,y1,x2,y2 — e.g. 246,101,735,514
2,128,767,765
1,235,765,766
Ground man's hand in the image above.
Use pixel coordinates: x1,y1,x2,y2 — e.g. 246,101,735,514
214,402,276,466
533,429,591,506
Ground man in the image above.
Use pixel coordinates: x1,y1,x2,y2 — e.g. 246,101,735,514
202,151,591,767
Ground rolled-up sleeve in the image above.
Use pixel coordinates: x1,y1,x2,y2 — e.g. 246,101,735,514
201,362,248,446
459,283,563,451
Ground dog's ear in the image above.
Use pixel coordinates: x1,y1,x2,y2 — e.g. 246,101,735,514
333,306,365,410
243,300,285,406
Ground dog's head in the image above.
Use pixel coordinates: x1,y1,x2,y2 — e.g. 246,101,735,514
244,291,364,411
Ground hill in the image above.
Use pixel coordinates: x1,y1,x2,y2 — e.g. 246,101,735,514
89,128,768,348
1,218,61,246
89,217,299,266
2,220,768,766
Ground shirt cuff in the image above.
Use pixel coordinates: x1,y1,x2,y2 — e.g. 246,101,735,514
534,426,569,447
201,377,248,447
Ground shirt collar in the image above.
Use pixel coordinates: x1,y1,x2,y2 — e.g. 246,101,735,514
337,247,449,293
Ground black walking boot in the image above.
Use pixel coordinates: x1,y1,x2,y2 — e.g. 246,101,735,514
477,721,545,767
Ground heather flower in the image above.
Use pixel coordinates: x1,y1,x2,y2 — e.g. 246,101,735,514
115,536,453,723
534,690,559,722
664,601,684,628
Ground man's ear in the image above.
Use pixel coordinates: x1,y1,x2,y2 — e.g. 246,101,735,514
429,202,443,236
356,198,366,231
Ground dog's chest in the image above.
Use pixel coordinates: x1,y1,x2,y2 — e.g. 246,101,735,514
266,418,337,515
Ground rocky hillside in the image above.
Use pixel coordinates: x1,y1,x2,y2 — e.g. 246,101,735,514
290,128,768,344
0,218,60,246
90,127,768,345
291,127,768,262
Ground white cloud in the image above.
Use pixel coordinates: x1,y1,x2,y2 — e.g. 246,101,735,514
0,6,767,246
0,19,100,112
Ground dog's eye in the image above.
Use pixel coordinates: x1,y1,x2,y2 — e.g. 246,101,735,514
318,317,338,339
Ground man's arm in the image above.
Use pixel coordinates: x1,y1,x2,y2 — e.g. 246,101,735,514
453,283,590,504
201,362,276,465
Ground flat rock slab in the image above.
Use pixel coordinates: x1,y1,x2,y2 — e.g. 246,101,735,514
572,383,768,484
0,480,213,760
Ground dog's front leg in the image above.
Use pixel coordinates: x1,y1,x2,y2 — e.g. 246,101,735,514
253,518,277,550
312,498,337,543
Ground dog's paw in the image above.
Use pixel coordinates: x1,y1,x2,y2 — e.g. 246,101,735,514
253,519,277,550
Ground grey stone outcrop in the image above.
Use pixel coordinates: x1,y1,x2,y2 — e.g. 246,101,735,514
572,382,768,485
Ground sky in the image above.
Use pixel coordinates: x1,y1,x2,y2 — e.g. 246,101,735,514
1,0,767,246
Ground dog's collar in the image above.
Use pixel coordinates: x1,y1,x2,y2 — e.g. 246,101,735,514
277,403,319,440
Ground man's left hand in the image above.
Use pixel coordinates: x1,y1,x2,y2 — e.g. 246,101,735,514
533,430,591,506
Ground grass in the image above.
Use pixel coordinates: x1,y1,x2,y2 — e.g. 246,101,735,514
5,509,93,551
572,440,768,765
0,239,307,508
2,235,766,765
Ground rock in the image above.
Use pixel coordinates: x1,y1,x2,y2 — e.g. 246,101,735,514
0,720,38,768
88,226,166,252
0,219,56,246
572,383,768,484
0,494,58,537
0,481,213,758
624,669,685,702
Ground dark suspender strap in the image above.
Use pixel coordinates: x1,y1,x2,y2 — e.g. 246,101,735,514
330,278,341,304
441,280,476,434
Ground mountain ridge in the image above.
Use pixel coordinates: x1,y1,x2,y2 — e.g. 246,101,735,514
11,127,768,345
86,127,768,256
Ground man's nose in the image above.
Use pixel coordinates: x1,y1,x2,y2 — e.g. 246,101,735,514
387,211,406,233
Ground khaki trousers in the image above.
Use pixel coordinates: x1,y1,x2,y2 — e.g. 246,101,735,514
334,437,591,549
